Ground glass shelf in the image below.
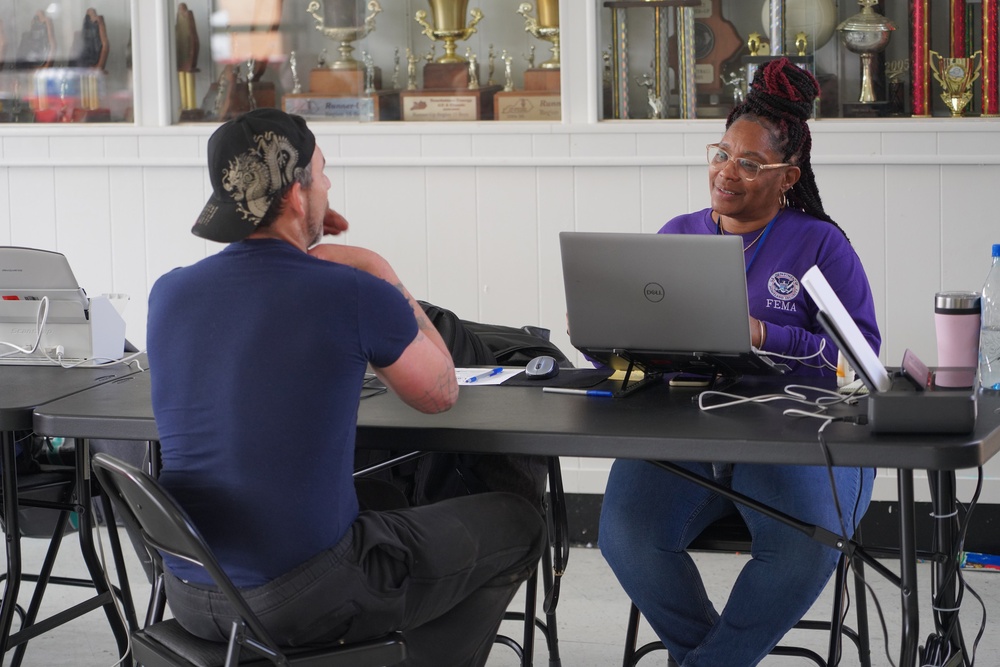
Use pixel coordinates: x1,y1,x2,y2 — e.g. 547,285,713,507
168,0,562,124
596,0,999,121
0,1,134,124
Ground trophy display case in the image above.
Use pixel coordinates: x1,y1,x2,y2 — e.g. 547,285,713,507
0,1,133,123
597,0,999,120
166,0,562,123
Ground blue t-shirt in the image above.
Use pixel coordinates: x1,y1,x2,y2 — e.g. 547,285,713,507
662,208,881,375
147,239,417,587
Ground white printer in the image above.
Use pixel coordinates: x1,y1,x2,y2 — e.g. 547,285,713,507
0,247,126,364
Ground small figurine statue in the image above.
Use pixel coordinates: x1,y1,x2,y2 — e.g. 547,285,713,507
502,50,514,92
406,48,419,90
317,48,328,69
289,50,301,94
245,58,257,110
467,52,479,89
523,44,535,69
391,47,400,90
721,70,745,106
794,31,808,57
362,51,376,94
487,44,496,86
636,72,662,119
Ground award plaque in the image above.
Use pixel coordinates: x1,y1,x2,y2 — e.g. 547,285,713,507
494,1,561,120
401,1,500,120
688,0,742,97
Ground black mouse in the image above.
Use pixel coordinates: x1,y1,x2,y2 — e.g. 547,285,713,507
525,355,559,380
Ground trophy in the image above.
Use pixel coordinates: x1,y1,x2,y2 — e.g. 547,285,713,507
930,51,983,117
415,0,484,64
491,0,561,120
306,0,381,71
837,0,896,116
517,1,559,70
885,59,909,115
294,0,399,120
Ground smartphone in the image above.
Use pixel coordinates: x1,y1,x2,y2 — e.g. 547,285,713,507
668,373,713,388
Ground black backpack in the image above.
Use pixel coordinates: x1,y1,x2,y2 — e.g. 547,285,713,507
355,302,572,512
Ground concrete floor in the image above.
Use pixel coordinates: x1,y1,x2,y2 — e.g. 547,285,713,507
3,527,999,666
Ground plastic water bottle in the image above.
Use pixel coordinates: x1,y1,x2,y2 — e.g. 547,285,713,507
978,244,1000,390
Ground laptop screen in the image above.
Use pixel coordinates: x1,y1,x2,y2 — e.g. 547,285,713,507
559,231,783,376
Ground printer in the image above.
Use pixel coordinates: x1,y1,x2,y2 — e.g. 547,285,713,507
0,247,126,364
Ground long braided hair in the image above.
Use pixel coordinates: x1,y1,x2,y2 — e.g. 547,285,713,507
726,58,847,238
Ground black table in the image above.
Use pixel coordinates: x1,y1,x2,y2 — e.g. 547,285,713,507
0,363,139,665
32,371,1000,667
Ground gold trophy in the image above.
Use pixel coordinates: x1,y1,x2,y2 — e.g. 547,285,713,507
837,0,896,116
517,1,559,70
306,0,381,71
930,50,983,117
494,0,560,120
415,0,484,64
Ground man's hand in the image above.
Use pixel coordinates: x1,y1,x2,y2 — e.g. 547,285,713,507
323,209,349,236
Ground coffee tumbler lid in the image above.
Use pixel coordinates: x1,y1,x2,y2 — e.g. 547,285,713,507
935,291,981,312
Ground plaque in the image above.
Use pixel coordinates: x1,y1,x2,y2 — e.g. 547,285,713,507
495,67,561,120
401,87,499,121
283,91,399,121
494,92,561,120
688,0,741,96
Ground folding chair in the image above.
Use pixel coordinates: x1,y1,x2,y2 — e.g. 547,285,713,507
0,436,134,667
91,452,406,667
621,514,872,667
496,456,568,667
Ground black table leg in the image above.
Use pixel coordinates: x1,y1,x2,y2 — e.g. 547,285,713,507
897,469,919,667
0,431,23,657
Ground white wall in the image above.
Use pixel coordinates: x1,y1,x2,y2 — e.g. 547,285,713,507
1,1,998,504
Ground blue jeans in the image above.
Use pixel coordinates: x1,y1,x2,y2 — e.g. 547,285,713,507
599,459,874,667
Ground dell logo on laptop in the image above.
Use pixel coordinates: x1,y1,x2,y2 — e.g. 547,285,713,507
644,283,664,303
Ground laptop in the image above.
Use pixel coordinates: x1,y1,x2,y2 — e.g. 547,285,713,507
559,231,787,378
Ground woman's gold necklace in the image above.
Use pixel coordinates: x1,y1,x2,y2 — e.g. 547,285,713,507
718,219,768,253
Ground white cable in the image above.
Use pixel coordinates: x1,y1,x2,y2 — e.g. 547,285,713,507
754,337,838,371
698,383,855,414
0,297,49,357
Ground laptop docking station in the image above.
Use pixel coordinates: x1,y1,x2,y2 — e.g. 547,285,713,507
868,373,977,434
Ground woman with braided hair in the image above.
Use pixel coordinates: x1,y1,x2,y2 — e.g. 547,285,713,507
599,58,879,666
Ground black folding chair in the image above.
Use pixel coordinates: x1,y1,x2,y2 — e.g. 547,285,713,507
91,452,405,667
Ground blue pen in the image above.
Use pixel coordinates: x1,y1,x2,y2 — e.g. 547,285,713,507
542,387,614,397
465,367,504,383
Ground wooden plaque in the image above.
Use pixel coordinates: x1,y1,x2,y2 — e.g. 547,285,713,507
688,0,742,95
494,91,561,120
400,86,500,121
283,91,400,121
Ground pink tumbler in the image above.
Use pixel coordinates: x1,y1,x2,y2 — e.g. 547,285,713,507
934,291,981,387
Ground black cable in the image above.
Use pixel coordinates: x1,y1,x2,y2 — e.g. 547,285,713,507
819,417,901,667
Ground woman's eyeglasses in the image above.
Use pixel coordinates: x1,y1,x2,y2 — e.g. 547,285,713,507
706,144,790,181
